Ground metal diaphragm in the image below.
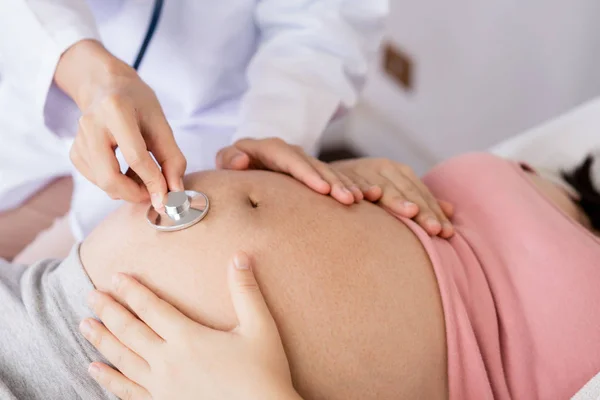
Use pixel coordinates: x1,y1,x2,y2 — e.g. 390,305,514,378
146,190,209,232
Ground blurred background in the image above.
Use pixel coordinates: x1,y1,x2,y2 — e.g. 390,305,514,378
320,0,600,174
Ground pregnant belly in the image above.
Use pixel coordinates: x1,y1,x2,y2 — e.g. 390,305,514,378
82,170,448,399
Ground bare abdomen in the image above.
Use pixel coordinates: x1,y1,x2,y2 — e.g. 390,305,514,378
82,171,448,400
256,202,449,399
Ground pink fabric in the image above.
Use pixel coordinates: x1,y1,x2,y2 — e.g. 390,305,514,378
13,215,75,265
0,177,73,261
402,153,600,400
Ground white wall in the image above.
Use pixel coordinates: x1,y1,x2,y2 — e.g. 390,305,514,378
342,0,600,166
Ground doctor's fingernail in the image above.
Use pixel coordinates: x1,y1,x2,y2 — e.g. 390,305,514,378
403,201,416,209
151,193,164,209
231,152,245,165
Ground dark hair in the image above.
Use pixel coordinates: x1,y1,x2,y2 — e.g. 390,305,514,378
562,155,600,231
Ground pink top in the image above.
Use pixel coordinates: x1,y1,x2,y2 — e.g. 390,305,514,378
402,153,600,400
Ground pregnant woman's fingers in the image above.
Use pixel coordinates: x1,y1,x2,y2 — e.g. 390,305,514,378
377,167,444,236
378,178,422,218
438,199,455,218
87,362,150,400
229,252,279,338
87,289,164,354
111,273,199,341
79,317,149,384
400,168,454,238
370,166,423,218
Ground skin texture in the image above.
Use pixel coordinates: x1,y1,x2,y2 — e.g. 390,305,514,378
81,169,448,400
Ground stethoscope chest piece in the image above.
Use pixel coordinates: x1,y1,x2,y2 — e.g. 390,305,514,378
146,190,209,232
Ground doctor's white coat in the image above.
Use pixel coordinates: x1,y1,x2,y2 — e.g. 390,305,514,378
0,0,386,237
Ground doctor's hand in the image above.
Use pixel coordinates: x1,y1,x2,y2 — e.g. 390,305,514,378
331,158,455,238
79,252,301,400
55,40,186,210
216,138,363,205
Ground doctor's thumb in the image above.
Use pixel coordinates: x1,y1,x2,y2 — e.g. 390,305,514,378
228,252,275,335
216,146,250,170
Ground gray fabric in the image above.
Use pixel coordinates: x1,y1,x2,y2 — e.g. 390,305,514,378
0,245,114,400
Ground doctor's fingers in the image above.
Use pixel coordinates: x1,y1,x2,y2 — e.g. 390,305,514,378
339,172,364,203
85,128,147,203
438,200,455,218
232,138,350,201
105,103,169,207
70,134,96,185
400,168,454,237
380,168,453,238
308,158,361,204
215,144,251,170
338,170,383,202
229,253,280,339
77,114,147,202
87,362,150,400
143,112,187,192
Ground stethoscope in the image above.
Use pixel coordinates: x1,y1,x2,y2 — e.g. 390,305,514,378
146,190,210,232
132,0,164,71
134,0,211,232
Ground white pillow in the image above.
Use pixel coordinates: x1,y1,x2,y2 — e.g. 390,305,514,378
491,97,600,187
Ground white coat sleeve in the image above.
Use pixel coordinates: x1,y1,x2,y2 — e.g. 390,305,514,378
232,0,388,154
0,0,99,123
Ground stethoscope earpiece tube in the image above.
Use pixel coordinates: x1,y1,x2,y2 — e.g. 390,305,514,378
133,0,164,70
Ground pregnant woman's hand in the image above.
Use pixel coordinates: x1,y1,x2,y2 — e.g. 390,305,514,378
332,158,455,238
217,138,363,205
79,252,301,400
55,40,187,210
